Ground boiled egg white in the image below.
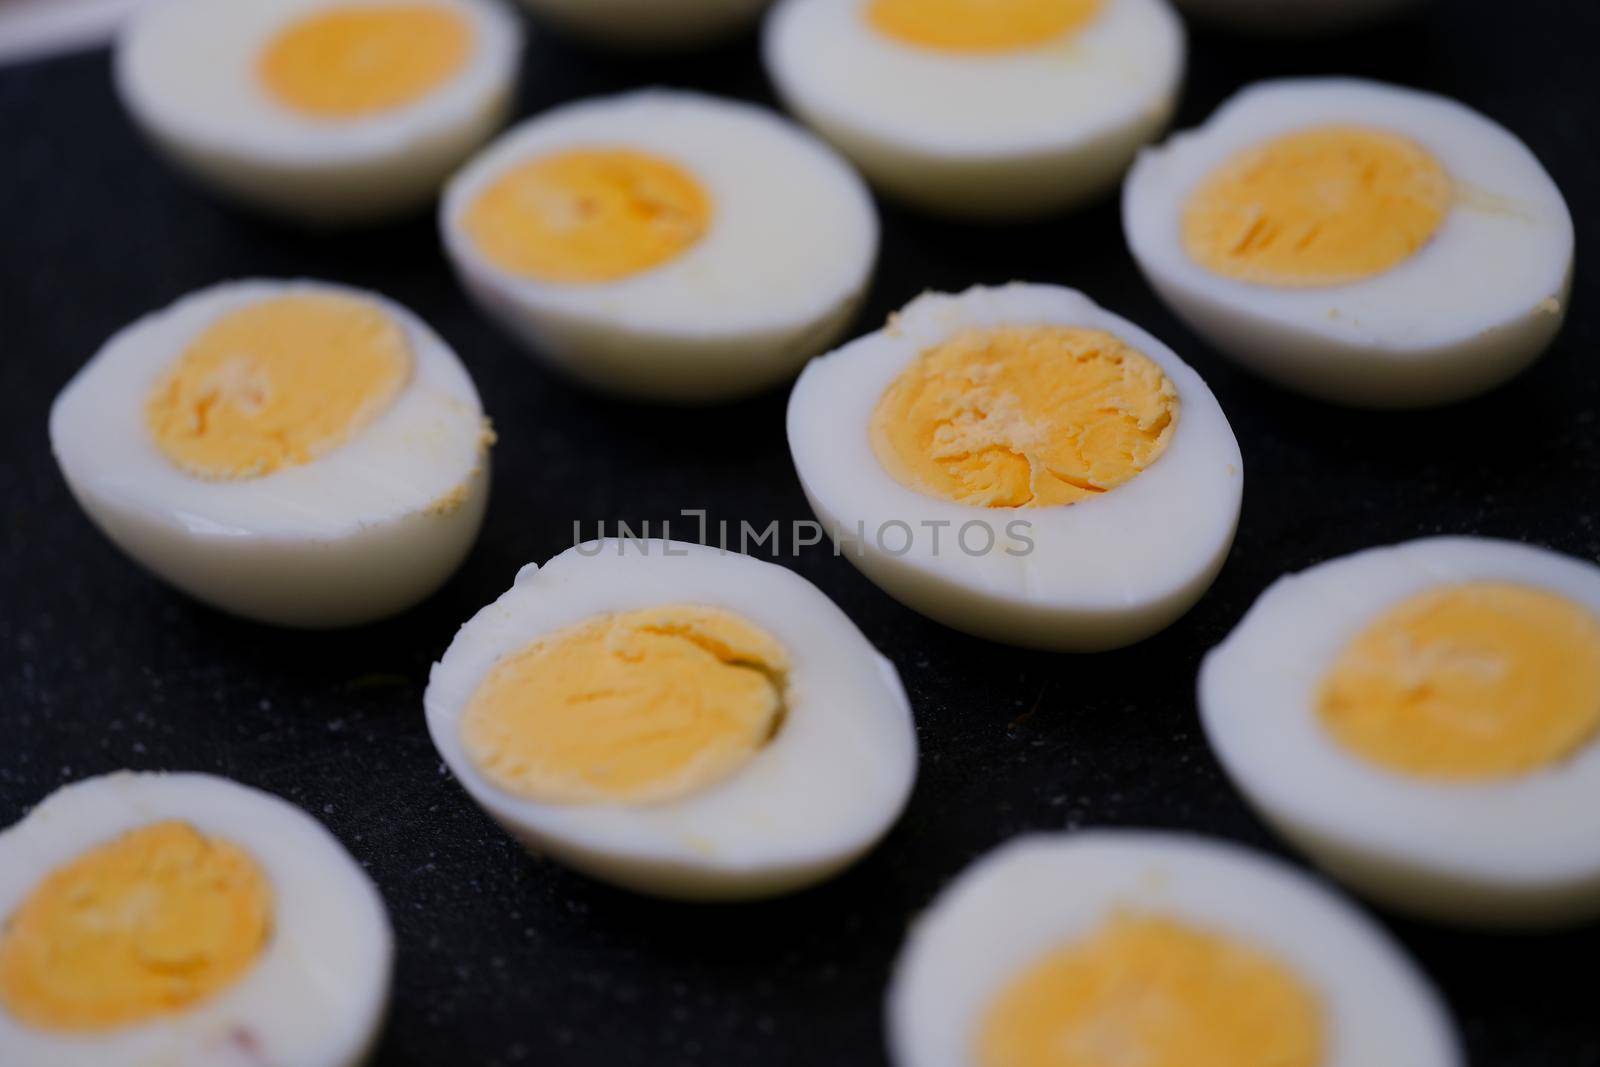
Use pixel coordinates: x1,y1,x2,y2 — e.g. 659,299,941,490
887,831,1461,1067
440,90,878,402
50,279,493,628
763,0,1185,219
1200,537,1600,927
787,283,1242,651
1124,78,1574,407
0,772,392,1067
116,0,523,224
424,539,917,900
516,0,771,49
1173,0,1425,33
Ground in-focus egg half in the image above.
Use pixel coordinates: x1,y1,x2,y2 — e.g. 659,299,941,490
50,279,493,628
1124,78,1574,407
116,0,523,224
0,773,392,1067
1173,0,1426,33
887,831,1461,1067
515,0,771,49
763,0,1185,219
441,90,878,402
1201,537,1600,928
425,540,917,900
787,284,1242,651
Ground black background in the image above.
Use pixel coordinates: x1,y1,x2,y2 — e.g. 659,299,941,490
3,0,1598,1063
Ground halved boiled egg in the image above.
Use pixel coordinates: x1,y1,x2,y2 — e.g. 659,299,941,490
0,772,392,1067
116,0,523,224
763,0,1186,219
516,0,771,49
1200,537,1600,927
1124,79,1574,407
440,90,878,402
424,540,917,900
787,284,1242,651
50,279,493,628
887,831,1461,1067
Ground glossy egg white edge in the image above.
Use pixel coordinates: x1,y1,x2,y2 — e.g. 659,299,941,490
115,0,523,224
885,831,1462,1067
440,89,880,402
516,0,771,48
1199,537,1600,927
762,0,1185,219
49,279,491,629
1123,78,1575,408
424,539,918,900
1173,0,1427,33
786,283,1243,652
0,772,394,1067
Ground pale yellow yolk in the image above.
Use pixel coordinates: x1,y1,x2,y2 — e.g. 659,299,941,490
462,149,713,285
460,605,789,805
867,0,1102,52
259,4,473,119
1183,125,1452,288
1318,582,1600,781
977,913,1325,1067
146,293,413,480
0,822,273,1033
871,326,1178,509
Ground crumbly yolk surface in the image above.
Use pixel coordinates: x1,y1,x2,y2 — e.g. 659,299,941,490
146,293,413,480
0,822,273,1033
1183,125,1452,288
259,4,473,119
1318,582,1600,780
871,326,1178,508
461,605,789,805
867,0,1102,52
463,149,713,285
976,913,1324,1067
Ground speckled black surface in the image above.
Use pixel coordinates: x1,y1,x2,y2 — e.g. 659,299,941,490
2,1,1598,1063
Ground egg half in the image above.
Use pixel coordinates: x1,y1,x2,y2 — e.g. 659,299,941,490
1124,78,1574,407
425,540,917,899
887,831,1461,1067
515,0,771,48
116,0,523,224
50,279,492,628
787,284,1242,651
1201,537,1600,927
0,773,392,1067
763,0,1185,219
441,90,878,402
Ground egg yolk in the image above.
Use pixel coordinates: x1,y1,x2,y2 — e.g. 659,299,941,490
1317,582,1600,781
1183,125,1452,288
259,4,473,119
871,326,1178,508
0,822,273,1033
867,0,1102,52
460,605,789,805
977,913,1324,1067
462,149,713,285
145,293,413,480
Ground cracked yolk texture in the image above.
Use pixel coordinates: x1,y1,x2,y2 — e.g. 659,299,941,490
146,293,413,480
868,0,1101,51
871,326,1178,508
977,913,1324,1067
259,4,472,119
461,605,789,805
1183,126,1452,288
1318,582,1600,781
0,822,273,1033
463,149,713,284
